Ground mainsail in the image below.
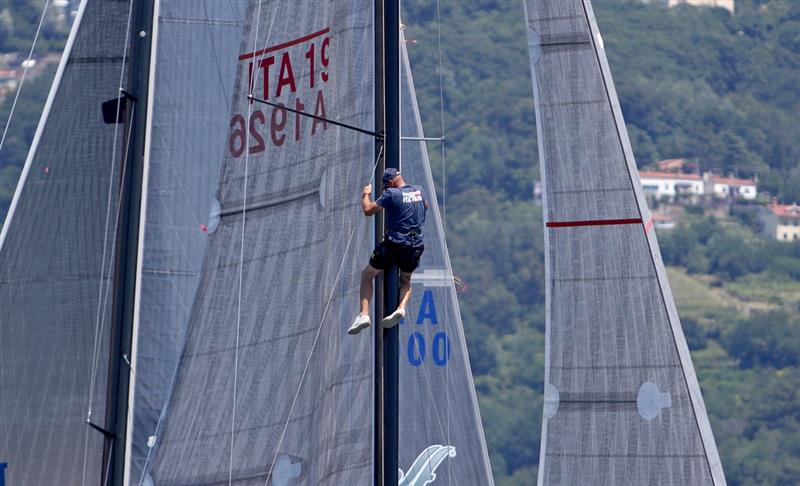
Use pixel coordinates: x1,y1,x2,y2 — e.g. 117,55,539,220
524,0,726,484
397,33,495,485
144,1,375,484
0,1,132,484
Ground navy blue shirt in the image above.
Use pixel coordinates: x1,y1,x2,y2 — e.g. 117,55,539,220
376,184,427,247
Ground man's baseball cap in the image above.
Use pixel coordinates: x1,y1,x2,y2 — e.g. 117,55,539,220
382,168,401,188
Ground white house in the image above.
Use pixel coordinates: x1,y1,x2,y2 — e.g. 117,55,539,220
706,174,757,200
638,171,704,200
665,0,734,14
639,170,757,201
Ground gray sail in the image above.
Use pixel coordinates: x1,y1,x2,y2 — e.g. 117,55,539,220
125,2,247,483
0,1,132,484
397,33,495,485
523,0,726,484
143,1,375,484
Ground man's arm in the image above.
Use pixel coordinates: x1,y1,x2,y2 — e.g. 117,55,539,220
362,184,384,216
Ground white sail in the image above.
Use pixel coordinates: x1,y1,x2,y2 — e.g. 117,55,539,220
397,30,495,486
143,2,376,484
523,0,726,484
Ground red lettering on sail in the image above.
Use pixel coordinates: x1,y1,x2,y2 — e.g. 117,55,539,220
276,52,296,97
231,28,332,156
312,89,327,135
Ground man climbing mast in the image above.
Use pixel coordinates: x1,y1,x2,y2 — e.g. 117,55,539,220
348,168,428,335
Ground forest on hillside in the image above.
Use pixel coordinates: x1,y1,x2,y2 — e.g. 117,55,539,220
2,1,800,485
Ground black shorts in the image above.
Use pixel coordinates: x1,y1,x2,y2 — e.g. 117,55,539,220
369,240,424,273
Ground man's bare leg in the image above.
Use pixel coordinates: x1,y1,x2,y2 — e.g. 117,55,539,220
360,264,381,315
349,264,381,335
382,270,412,328
398,271,413,311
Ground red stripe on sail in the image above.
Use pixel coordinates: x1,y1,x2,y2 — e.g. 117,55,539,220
546,218,643,228
239,27,331,60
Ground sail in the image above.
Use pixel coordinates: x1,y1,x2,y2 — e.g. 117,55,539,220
143,1,375,484
523,0,726,484
0,1,132,484
125,2,247,483
397,32,495,485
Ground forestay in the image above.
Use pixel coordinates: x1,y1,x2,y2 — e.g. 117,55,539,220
397,32,495,486
523,0,726,484
144,1,375,484
0,1,131,484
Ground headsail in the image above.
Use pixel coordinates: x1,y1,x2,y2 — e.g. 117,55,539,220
523,0,726,484
398,31,495,485
126,2,247,483
143,1,375,484
0,1,132,484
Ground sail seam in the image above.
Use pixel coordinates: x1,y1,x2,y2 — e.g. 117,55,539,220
67,56,127,64
157,16,242,26
540,40,591,47
553,275,655,282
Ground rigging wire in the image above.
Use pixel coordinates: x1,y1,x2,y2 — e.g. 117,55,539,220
0,0,50,156
232,2,279,485
83,1,137,484
432,0,453,481
0,0,51,456
262,144,384,485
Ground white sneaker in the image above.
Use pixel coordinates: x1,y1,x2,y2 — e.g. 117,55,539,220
381,308,406,329
347,314,371,335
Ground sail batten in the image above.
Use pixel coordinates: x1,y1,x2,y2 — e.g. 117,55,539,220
525,0,726,484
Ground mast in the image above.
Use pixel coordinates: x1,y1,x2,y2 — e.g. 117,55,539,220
102,1,156,484
374,0,400,485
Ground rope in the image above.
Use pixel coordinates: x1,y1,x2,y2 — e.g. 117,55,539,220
232,2,279,484
0,0,50,457
0,0,50,156
433,1,452,481
262,145,383,485
83,1,137,484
